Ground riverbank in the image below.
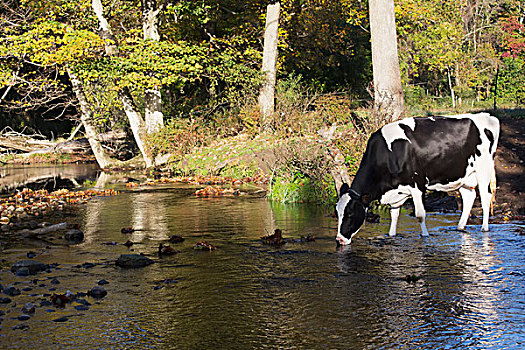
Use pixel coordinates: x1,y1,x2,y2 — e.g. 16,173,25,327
0,112,523,218
492,113,525,218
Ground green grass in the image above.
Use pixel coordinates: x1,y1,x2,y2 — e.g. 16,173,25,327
268,173,337,204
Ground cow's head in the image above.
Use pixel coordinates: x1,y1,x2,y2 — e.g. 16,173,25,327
336,184,367,245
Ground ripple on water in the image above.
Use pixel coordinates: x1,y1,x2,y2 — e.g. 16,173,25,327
0,185,523,350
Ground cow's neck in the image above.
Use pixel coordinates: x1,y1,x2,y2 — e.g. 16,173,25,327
350,165,379,205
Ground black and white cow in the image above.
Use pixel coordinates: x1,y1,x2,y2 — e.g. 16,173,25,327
336,113,500,245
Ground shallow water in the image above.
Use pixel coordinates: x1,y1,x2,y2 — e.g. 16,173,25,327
0,181,524,349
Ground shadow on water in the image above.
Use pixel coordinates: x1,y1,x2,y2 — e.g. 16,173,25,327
0,165,523,349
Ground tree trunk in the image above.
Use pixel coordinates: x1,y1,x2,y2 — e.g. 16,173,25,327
91,0,154,168
144,89,163,134
143,0,164,134
68,69,119,169
369,0,404,121
447,68,456,109
259,2,280,131
120,88,154,168
493,64,499,110
91,0,118,56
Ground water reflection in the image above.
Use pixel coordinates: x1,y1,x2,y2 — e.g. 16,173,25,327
129,192,169,241
0,181,523,350
0,163,99,193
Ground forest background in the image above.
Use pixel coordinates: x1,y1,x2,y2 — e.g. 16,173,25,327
1,0,524,203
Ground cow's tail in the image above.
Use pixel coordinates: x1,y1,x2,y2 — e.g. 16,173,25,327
490,166,497,215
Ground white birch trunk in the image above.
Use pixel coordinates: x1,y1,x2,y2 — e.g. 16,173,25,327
143,0,164,134
144,89,163,134
369,0,405,121
67,69,118,169
92,0,118,56
120,89,154,168
259,2,280,131
91,0,154,168
447,68,456,108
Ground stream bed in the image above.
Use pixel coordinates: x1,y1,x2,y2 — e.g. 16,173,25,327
0,169,524,349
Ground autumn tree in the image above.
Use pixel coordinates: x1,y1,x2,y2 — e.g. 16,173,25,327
395,0,523,108
0,0,209,168
279,0,370,93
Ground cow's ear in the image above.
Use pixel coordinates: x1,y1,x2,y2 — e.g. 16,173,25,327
339,183,350,196
361,194,371,206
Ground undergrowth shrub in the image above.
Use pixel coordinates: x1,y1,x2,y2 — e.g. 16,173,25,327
268,139,338,204
269,174,321,203
149,73,394,205
147,117,209,162
262,75,394,203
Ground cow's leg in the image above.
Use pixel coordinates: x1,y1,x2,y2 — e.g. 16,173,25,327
476,158,494,232
479,183,491,232
410,187,429,236
389,207,400,237
458,186,476,231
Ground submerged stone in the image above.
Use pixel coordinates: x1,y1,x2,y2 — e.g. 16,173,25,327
74,305,90,311
11,260,49,275
21,302,35,314
18,314,31,321
4,286,21,296
64,229,84,242
88,286,107,299
15,267,30,277
115,254,153,268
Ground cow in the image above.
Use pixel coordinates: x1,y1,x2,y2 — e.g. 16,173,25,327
336,113,500,245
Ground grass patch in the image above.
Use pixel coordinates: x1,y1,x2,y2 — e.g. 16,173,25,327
173,133,279,178
268,173,337,204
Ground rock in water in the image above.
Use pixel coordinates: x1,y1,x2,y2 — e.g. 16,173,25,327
168,235,184,244
64,229,84,242
4,286,21,296
115,254,154,268
15,267,31,277
88,286,107,299
21,302,36,314
11,260,49,275
75,305,90,311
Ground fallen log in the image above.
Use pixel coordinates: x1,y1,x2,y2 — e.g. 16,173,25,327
1,129,128,156
19,222,69,238
0,135,53,153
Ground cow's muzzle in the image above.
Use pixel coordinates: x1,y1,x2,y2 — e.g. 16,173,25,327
336,235,351,246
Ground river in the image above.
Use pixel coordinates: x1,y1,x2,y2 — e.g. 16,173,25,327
0,165,523,349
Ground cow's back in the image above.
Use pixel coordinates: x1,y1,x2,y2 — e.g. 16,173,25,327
361,113,499,199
